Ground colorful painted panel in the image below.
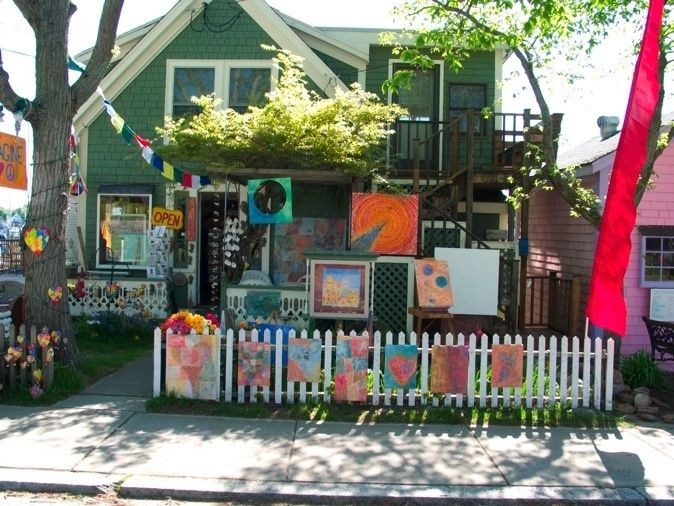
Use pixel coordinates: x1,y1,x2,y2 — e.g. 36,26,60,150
287,338,322,383
248,178,292,224
271,218,346,284
430,345,451,393
237,341,271,387
430,345,469,394
351,193,419,255
414,259,454,309
165,333,219,400
492,344,524,388
335,335,369,402
384,344,418,389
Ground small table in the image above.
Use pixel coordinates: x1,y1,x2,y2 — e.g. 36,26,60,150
408,306,455,337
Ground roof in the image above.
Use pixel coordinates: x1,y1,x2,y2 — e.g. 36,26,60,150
74,0,356,130
558,111,674,169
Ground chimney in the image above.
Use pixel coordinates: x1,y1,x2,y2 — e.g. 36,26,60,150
597,116,620,140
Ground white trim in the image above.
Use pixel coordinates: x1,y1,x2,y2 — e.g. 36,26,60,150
494,49,504,114
640,234,674,288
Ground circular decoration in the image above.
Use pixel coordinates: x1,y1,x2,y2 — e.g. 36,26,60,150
435,276,449,288
247,177,293,224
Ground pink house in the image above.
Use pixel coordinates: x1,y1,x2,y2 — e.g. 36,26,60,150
527,113,674,360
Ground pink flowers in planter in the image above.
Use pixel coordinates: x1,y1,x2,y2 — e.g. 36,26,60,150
160,310,220,335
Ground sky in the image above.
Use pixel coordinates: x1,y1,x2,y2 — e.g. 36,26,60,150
0,0,670,208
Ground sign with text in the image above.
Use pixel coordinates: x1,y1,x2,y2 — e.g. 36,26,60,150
151,207,183,230
0,132,27,190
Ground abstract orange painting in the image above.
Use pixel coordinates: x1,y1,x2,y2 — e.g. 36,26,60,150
414,259,454,308
350,193,419,255
430,344,469,394
492,344,524,388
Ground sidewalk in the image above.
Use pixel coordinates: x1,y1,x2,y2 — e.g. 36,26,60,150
0,353,673,504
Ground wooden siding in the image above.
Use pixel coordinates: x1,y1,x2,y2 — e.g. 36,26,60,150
625,141,674,357
527,175,598,337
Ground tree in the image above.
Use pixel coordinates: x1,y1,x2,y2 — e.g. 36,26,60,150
0,1,126,366
384,0,674,227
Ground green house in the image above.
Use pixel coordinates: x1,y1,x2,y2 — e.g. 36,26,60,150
70,0,535,333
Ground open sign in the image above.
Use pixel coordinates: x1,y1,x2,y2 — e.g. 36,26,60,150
151,207,183,230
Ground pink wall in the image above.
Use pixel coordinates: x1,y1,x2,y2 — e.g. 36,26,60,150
527,175,598,337
623,141,674,357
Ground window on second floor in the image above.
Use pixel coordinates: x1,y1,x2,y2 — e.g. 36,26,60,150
448,83,486,134
166,60,276,119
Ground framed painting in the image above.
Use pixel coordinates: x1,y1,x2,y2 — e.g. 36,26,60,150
309,259,370,319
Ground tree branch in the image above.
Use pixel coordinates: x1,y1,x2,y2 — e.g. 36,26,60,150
0,49,23,114
71,0,124,111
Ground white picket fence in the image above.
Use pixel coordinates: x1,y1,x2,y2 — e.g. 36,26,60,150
153,328,615,411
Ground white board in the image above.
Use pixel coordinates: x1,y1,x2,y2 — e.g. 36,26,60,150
650,289,674,322
434,247,499,315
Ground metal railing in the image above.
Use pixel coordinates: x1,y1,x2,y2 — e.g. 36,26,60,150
0,239,24,273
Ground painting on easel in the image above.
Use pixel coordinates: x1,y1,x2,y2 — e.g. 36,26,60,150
414,258,454,309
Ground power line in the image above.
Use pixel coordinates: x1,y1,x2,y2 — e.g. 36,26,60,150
0,47,35,59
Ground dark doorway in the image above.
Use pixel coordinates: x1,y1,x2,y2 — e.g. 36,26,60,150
198,193,238,307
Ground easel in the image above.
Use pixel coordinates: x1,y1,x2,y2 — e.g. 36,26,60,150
408,306,455,337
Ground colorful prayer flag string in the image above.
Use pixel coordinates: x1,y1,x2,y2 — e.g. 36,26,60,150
100,95,211,189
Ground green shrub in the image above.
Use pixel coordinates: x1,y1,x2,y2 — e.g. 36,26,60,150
620,349,665,389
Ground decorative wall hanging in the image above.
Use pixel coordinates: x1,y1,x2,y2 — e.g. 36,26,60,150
310,259,370,319
414,258,454,309
335,335,369,402
351,193,418,255
0,132,27,190
384,344,418,389
491,344,524,388
165,333,220,400
24,225,50,256
271,218,346,285
247,178,292,224
237,341,271,387
287,338,322,383
48,286,63,305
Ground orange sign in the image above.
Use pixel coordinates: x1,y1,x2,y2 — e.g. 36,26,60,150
151,207,183,229
0,132,27,190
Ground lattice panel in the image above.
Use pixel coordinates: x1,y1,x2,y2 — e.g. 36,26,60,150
422,227,460,256
68,279,170,319
373,262,409,333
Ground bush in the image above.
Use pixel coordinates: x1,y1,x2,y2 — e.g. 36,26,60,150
620,350,665,389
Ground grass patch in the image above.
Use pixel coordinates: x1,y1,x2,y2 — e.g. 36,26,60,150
1,312,154,406
147,394,625,428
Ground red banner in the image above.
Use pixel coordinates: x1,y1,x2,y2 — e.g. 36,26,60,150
0,132,27,190
586,0,665,336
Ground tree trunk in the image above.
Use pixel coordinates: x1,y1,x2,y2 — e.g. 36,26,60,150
23,1,78,366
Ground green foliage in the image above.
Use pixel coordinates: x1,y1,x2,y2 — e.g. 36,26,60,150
620,349,666,389
157,48,406,178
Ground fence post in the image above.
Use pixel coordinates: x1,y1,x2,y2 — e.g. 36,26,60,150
153,327,162,397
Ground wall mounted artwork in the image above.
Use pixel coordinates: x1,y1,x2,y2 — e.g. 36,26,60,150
491,344,524,388
335,335,369,402
248,178,292,224
271,218,346,285
430,345,469,394
165,333,220,401
237,341,271,387
414,258,454,309
350,193,419,255
310,260,370,319
384,344,418,389
287,338,322,383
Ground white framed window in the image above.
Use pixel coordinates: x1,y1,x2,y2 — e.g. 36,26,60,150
641,231,674,287
97,193,152,269
165,60,276,118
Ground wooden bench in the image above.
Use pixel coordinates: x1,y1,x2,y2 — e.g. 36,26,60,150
642,317,674,362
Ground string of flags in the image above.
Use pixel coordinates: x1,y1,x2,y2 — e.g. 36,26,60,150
69,126,87,196
98,89,212,189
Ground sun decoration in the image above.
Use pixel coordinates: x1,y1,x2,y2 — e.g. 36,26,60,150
160,310,220,335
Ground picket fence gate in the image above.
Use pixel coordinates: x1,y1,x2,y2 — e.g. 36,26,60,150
153,327,615,411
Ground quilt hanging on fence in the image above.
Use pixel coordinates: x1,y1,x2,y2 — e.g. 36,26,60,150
335,335,369,402
238,342,271,387
165,333,220,401
430,344,469,394
384,344,418,389
287,338,322,383
491,344,524,388
414,259,454,308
